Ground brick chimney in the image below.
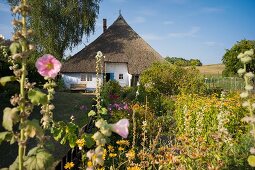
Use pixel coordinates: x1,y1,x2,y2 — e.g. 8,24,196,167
103,19,107,33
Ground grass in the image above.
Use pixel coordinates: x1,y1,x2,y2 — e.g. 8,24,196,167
195,64,225,75
0,91,94,168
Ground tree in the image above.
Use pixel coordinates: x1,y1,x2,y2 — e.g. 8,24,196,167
8,0,101,59
222,39,255,76
165,56,202,66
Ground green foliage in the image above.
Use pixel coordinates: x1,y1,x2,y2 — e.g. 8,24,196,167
140,61,205,95
165,56,202,66
0,76,16,86
28,89,48,105
23,147,54,170
222,39,255,76
101,80,122,106
2,107,19,131
51,121,79,148
8,0,101,59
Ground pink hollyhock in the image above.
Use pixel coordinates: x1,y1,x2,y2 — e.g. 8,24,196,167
110,119,129,138
35,54,62,78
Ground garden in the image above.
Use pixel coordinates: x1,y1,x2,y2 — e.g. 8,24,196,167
1,1,255,170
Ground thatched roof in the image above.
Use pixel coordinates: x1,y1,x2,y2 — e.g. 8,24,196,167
61,14,163,74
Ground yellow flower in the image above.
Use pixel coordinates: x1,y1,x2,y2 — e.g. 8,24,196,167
132,104,140,111
109,153,117,158
76,138,85,149
127,166,141,170
126,149,135,160
87,161,93,167
103,149,107,160
64,162,74,169
116,140,130,146
118,147,125,151
107,145,114,152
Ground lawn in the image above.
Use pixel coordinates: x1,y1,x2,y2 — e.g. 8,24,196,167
0,91,94,168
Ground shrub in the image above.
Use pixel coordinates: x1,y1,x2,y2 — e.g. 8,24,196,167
101,80,122,106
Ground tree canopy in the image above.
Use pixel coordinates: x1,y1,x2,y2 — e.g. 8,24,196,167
165,56,202,66
8,0,101,59
222,39,255,76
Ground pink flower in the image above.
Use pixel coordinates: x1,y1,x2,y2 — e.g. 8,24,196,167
35,54,62,78
110,119,129,138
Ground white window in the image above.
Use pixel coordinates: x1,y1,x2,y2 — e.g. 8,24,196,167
119,74,123,80
81,74,92,81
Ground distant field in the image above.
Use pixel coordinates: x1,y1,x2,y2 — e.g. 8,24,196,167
195,64,225,75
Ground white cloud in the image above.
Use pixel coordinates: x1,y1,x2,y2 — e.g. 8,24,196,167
168,26,200,38
0,2,10,13
202,7,224,13
141,33,164,41
132,16,146,24
163,20,174,25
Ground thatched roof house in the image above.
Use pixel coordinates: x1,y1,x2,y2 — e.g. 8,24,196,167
61,14,162,89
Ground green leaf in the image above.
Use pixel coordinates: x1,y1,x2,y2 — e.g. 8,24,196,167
83,134,95,148
0,132,12,144
28,89,47,105
24,147,53,170
88,110,96,117
0,76,16,86
101,107,108,115
23,120,44,139
2,107,19,131
68,134,77,148
248,155,255,167
9,156,20,170
52,128,63,141
9,42,21,55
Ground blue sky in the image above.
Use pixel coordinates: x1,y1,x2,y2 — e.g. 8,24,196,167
0,0,255,64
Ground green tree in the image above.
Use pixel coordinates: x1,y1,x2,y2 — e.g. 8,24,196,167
222,39,255,76
8,0,101,59
165,56,202,66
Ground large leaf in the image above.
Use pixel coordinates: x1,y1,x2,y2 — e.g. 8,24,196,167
24,147,53,170
0,76,16,86
88,110,96,117
23,120,44,139
28,89,47,105
83,134,95,148
0,132,12,144
2,107,19,131
9,42,21,55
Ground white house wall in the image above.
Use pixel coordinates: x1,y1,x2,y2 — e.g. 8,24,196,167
62,73,103,89
105,63,131,87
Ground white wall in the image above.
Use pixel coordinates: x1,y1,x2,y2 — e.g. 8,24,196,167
62,73,103,89
105,63,131,87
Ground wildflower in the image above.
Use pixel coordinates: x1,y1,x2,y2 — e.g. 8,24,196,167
107,145,114,152
126,150,135,160
118,147,125,151
103,149,107,160
245,72,254,78
109,153,117,158
240,91,249,98
237,68,245,75
116,140,130,146
127,166,141,170
245,85,253,91
87,161,93,167
35,54,61,78
241,56,252,64
64,162,74,169
110,119,129,138
244,49,254,56
132,104,140,111
76,138,85,150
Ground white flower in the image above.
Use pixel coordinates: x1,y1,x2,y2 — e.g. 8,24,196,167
95,119,107,129
242,101,249,107
240,91,249,98
87,150,95,160
245,72,254,79
245,85,253,91
237,52,244,59
92,132,104,141
244,49,254,56
241,56,252,63
250,147,255,154
237,68,245,75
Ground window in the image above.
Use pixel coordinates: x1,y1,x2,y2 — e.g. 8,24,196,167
119,74,123,80
81,74,92,81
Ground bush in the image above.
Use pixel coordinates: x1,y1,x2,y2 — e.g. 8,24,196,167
101,80,122,106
